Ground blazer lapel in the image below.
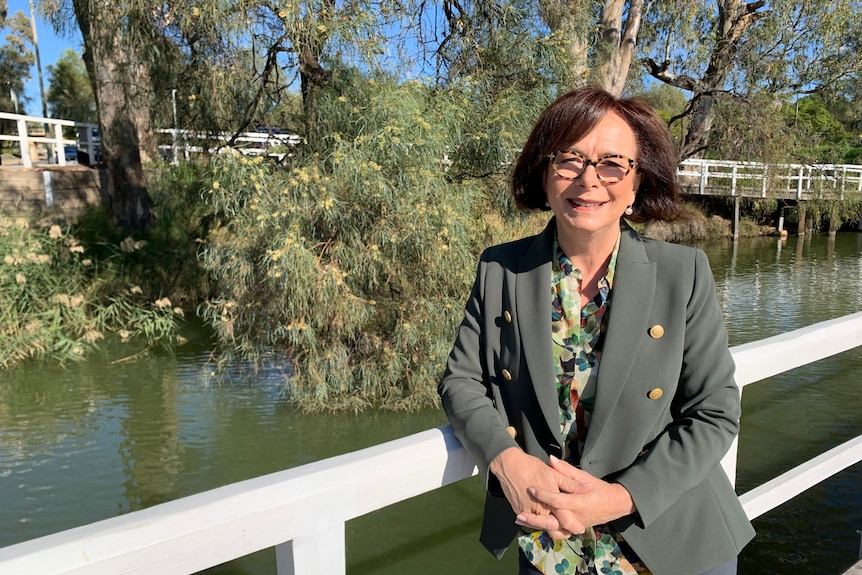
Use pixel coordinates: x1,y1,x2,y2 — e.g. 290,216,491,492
584,226,656,455
515,221,559,441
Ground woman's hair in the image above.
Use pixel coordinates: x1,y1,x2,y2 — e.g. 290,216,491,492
511,85,681,222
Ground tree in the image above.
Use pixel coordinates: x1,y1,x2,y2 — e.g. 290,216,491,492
54,0,156,230
0,1,34,113
46,47,95,123
640,0,862,160
533,0,645,94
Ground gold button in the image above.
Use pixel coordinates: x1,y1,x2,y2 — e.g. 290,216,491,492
648,388,664,400
501,369,512,381
504,311,512,323
648,325,665,339
505,426,517,439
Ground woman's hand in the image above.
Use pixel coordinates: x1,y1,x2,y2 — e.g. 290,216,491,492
490,449,592,540
515,455,636,538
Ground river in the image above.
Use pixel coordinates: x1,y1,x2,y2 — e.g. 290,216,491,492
1,233,861,575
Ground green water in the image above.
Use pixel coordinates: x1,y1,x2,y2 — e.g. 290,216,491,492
1,233,861,575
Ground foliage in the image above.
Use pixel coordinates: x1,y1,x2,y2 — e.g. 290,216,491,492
782,95,853,163
46,48,96,124
785,198,862,232
0,217,181,369
639,0,862,159
198,73,548,411
0,1,33,113
706,92,796,163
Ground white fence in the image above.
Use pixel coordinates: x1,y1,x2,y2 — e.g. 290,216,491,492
156,129,301,164
0,112,99,168
679,158,862,200
1,312,861,574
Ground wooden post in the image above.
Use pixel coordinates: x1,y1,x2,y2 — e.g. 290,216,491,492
276,523,346,575
733,195,740,240
797,203,807,237
777,206,788,238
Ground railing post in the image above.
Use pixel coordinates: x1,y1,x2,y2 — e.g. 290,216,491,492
16,118,32,167
796,166,804,200
699,161,707,195
54,123,67,166
275,523,346,575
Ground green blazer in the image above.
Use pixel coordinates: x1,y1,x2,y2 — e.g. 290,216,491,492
438,219,755,575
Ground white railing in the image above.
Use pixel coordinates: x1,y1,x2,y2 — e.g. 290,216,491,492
155,128,301,164
0,112,99,168
679,158,862,200
1,311,860,574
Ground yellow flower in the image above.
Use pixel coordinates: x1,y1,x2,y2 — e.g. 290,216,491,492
212,181,220,189
15,273,25,284
49,225,62,239
155,297,172,309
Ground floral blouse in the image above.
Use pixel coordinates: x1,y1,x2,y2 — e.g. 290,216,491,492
517,232,652,575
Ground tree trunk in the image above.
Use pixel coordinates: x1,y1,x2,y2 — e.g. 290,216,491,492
73,0,153,231
598,0,644,96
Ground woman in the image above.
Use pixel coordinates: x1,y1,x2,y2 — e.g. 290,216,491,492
438,86,754,575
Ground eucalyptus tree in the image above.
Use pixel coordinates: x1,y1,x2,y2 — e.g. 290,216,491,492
0,1,34,113
640,0,862,159
531,0,645,94
39,0,158,230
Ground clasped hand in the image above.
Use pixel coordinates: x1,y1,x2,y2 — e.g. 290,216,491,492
491,450,635,540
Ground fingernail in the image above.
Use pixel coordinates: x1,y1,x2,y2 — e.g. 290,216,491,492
549,455,559,463
527,486,536,496
515,515,526,525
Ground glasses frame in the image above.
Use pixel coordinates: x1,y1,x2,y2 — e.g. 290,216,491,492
547,151,638,184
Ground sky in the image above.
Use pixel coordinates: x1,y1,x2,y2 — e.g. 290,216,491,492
8,0,83,116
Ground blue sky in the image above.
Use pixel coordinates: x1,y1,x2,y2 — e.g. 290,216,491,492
8,0,83,116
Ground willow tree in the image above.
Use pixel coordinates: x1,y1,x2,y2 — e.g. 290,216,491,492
199,77,491,411
640,0,862,159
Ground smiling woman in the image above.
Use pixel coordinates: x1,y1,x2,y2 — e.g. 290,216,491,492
438,85,755,575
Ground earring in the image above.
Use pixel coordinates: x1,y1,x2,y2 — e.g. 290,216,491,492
544,201,550,208
624,205,633,216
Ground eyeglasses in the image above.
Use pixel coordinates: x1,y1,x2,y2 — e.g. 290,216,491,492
548,151,638,184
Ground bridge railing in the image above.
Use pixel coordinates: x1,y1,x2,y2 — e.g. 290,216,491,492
155,128,301,164
0,314,860,574
679,158,862,200
0,112,99,168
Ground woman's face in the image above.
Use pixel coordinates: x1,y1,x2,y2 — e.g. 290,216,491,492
544,111,641,244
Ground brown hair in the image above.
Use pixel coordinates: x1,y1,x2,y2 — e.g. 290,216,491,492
511,85,681,222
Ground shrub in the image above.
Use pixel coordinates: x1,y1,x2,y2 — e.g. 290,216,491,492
0,217,182,368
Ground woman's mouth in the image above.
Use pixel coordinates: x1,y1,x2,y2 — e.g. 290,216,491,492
567,199,606,209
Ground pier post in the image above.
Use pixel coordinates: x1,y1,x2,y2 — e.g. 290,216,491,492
733,195,740,240
797,203,807,237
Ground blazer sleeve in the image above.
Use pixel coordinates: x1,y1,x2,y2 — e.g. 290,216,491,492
437,252,520,486
613,249,741,528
